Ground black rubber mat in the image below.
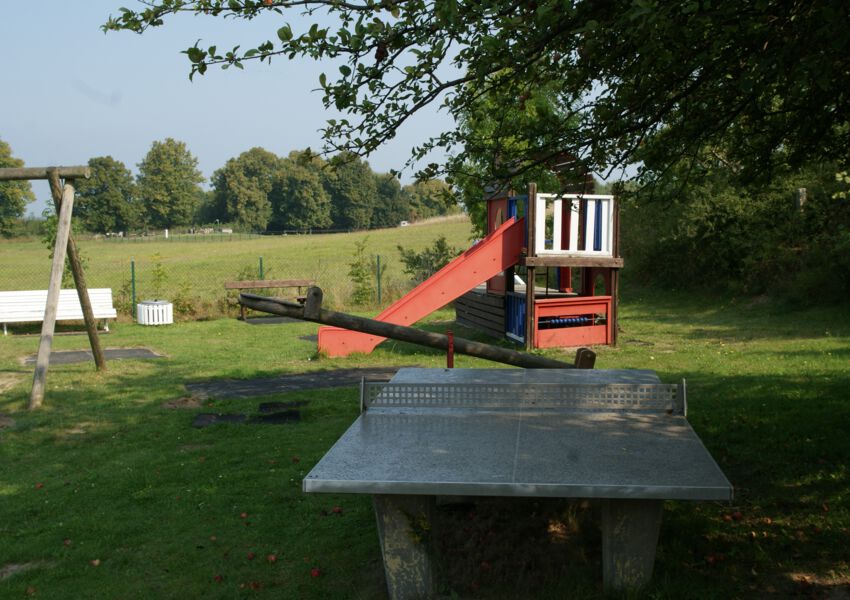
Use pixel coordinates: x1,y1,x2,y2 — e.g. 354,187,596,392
23,348,164,365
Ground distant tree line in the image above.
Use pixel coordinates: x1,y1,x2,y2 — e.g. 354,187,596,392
203,147,457,233
0,137,458,237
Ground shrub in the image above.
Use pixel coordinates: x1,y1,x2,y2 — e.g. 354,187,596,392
397,236,462,284
347,238,377,305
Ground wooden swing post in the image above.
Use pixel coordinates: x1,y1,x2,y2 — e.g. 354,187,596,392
0,165,102,410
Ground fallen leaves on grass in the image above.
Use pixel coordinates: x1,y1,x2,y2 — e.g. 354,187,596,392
240,581,263,590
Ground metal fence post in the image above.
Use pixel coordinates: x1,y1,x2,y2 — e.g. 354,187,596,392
131,259,136,320
376,255,382,305
259,256,264,280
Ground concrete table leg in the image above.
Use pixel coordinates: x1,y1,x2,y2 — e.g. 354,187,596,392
373,494,435,600
601,499,663,591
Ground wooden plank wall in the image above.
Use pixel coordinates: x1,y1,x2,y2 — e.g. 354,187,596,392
454,289,505,340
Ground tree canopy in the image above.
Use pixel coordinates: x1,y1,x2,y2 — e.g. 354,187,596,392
75,156,140,233
325,151,378,230
205,146,448,232
211,147,279,231
372,173,407,228
270,157,333,231
136,138,205,229
105,1,849,188
0,139,35,236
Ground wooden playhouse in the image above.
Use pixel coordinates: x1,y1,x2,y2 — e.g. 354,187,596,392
455,184,622,349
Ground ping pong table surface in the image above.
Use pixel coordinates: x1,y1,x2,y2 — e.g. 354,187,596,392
304,368,732,502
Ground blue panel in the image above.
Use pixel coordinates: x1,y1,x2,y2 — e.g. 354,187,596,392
505,293,526,342
508,196,528,247
507,195,528,219
594,200,602,251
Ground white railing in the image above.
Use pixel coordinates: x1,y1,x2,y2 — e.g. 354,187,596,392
534,193,615,257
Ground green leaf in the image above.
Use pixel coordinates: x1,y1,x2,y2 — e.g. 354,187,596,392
277,25,293,42
339,65,351,77
186,46,206,64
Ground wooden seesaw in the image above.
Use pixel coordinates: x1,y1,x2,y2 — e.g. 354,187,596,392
238,286,596,370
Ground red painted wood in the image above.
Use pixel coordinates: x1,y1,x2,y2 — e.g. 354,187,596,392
318,218,526,357
533,295,612,349
536,325,608,348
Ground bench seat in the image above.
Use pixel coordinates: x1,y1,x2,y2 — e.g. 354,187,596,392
0,288,118,335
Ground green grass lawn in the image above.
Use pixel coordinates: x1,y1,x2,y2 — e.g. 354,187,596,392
0,289,848,598
0,215,474,316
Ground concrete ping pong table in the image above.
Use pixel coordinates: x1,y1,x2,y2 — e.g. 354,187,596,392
304,368,733,597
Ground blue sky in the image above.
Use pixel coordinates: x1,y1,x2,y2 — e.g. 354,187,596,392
1,1,453,216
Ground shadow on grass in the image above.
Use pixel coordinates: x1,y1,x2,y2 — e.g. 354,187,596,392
621,288,850,344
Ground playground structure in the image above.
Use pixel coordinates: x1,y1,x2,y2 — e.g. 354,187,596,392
318,183,621,356
0,166,106,410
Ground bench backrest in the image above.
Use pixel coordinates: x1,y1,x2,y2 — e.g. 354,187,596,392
224,279,315,290
0,289,117,323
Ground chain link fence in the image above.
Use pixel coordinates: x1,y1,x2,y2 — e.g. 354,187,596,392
1,233,419,323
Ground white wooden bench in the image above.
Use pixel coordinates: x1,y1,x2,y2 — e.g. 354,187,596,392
0,289,118,335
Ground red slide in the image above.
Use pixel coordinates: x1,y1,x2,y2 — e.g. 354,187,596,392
318,217,525,357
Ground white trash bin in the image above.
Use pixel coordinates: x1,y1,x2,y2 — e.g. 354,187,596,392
137,300,174,325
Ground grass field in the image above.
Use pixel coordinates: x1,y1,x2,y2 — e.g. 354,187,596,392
0,215,474,317
0,231,850,599
1,283,848,599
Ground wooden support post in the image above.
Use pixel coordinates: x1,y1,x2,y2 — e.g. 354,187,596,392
581,267,593,296
524,183,537,350
47,169,107,372
303,286,323,320
610,269,620,346
573,347,597,369
30,182,76,410
611,198,621,346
